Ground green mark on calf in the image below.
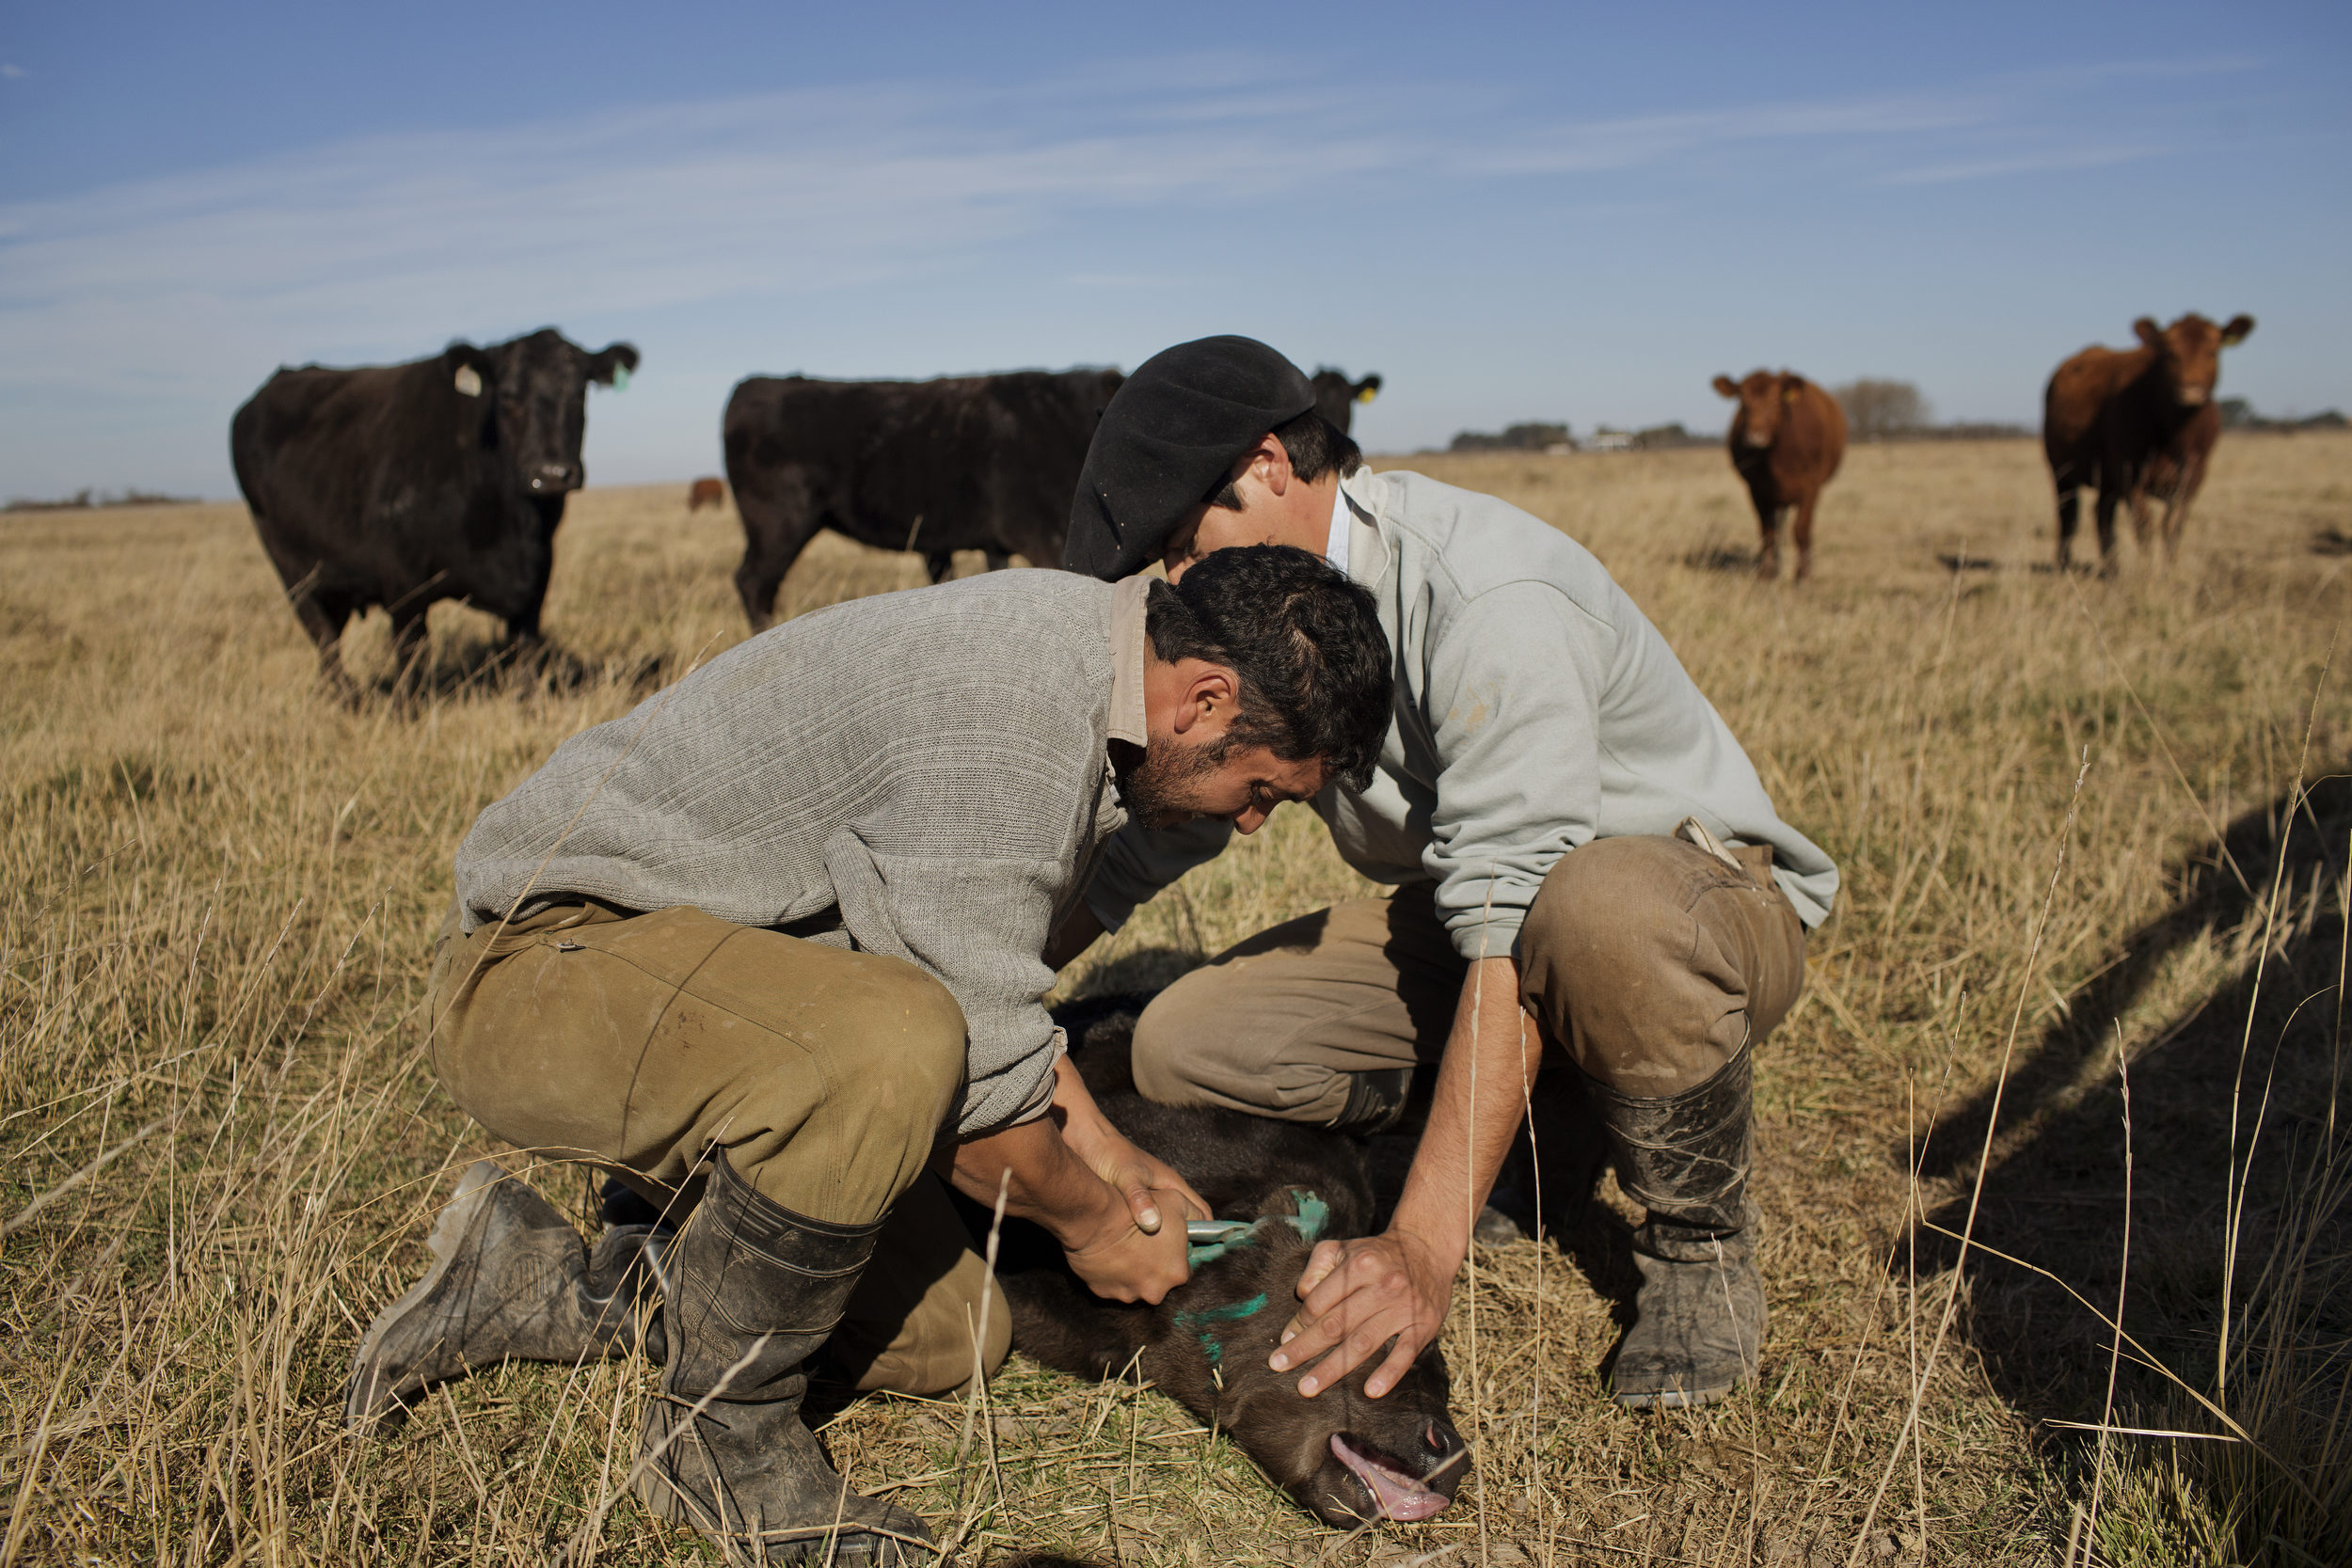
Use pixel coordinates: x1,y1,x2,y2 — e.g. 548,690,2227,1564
1172,1291,1270,1366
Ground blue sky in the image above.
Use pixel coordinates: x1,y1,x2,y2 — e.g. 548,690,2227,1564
2,2,2346,499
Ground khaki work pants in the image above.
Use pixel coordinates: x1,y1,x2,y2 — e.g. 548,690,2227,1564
428,900,1010,1397
1131,834,1807,1119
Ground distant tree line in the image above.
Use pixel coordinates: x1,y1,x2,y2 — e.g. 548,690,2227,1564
3,486,199,514
1832,378,1931,440
1413,378,2352,460
2218,398,2347,433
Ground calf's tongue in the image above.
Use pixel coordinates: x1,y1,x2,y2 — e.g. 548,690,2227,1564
1329,1434,1450,1522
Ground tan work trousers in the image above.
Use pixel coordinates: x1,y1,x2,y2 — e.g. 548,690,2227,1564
1131,834,1807,1118
428,900,1010,1397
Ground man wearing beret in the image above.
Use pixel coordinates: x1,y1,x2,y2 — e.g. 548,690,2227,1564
1055,336,1839,1412
344,546,1393,1564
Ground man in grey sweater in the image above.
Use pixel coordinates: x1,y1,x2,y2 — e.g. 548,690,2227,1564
1057,337,1839,1415
343,546,1391,1565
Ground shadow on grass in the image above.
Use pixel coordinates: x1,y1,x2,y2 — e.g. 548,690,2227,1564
1904,770,2350,1552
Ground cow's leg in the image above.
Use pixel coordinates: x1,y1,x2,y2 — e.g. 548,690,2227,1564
2093,484,2122,576
982,548,1012,573
292,592,359,706
2055,485,2080,570
731,472,817,634
924,552,956,584
2163,463,2203,563
1790,490,1820,584
2163,490,2193,563
2128,485,2155,550
1750,488,1781,579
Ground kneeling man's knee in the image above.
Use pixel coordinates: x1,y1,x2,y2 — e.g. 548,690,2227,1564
1520,836,1756,1098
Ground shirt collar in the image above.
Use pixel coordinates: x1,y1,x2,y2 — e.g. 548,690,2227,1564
1325,480,1352,578
1106,573,1151,749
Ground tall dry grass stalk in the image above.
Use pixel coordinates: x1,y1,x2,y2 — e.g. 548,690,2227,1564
2,436,2346,1564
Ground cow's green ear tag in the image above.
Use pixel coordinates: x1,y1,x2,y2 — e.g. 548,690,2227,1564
612,365,630,392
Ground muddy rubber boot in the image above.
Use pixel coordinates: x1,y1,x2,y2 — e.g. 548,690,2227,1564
1596,1046,1767,1410
633,1151,930,1565
345,1161,666,1431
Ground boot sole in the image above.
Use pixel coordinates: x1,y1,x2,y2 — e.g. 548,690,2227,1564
343,1160,505,1433
1612,1381,1739,1412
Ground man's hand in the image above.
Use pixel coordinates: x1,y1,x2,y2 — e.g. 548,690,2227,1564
1051,1056,1210,1236
1267,954,1538,1399
1270,1229,1454,1399
1062,1184,1194,1303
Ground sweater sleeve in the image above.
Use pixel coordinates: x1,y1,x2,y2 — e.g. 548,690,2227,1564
1422,579,1610,959
824,829,1071,1135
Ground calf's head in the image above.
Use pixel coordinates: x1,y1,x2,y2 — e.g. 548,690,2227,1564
1713,370,1806,449
444,328,641,496
1155,1212,1468,1528
2133,313,2254,410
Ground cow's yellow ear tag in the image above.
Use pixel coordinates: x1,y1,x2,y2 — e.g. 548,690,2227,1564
453,365,483,397
1356,386,1377,404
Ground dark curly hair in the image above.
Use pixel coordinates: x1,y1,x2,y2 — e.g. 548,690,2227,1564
1145,544,1391,791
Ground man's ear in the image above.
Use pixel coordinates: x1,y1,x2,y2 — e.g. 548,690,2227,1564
1252,431,1295,497
1712,375,1739,399
2220,314,2255,347
442,342,494,398
587,342,641,387
2133,317,2164,351
1168,663,1240,736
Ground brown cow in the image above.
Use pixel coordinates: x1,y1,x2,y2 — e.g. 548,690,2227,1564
1710,370,1847,581
686,476,726,511
2042,313,2253,571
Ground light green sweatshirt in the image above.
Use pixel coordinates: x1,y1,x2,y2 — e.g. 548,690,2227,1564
1085,467,1839,959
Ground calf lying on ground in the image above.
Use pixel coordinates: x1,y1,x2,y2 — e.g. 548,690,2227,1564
984,1006,1470,1528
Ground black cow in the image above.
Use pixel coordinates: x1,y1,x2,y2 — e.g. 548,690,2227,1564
722,368,1124,631
1311,368,1382,434
230,328,639,697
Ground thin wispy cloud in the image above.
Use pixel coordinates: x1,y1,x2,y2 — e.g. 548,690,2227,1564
0,47,2320,493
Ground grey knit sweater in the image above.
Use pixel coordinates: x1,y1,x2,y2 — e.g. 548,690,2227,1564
453,571,1129,1134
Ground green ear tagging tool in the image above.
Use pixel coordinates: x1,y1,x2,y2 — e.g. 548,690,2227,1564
1184,1189,1330,1268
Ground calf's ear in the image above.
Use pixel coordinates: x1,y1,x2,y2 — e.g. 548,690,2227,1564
2133,317,2163,350
1711,375,1739,399
1354,375,1382,404
587,342,642,387
1782,373,1808,398
2219,314,2255,346
442,342,494,397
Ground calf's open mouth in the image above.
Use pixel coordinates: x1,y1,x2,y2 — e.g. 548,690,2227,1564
1328,1434,1452,1522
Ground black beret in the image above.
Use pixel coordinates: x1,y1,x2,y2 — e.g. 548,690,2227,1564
1064,335,1315,579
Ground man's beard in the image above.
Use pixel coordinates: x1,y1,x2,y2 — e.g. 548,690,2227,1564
1122,732,1234,830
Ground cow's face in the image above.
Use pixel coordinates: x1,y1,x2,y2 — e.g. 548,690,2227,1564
452,329,640,496
2135,313,2254,410
1311,369,1381,435
1714,370,1804,448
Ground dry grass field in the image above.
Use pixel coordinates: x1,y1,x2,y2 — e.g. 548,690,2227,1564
3,434,2347,1566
